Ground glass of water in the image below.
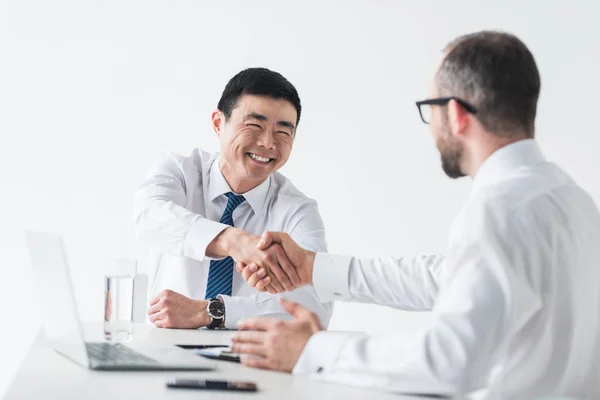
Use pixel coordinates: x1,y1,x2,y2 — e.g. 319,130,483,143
104,258,136,342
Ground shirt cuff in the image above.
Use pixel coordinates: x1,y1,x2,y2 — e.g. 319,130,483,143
218,295,259,329
312,253,353,302
184,218,229,262
293,331,348,376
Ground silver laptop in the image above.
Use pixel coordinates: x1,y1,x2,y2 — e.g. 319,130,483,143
25,230,215,371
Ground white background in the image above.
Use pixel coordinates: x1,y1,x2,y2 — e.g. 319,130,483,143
1,0,599,396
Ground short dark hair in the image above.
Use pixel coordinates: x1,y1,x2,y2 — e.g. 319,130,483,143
217,67,302,125
436,31,541,138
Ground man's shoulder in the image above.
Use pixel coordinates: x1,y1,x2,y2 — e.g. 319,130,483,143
455,163,583,240
269,171,318,208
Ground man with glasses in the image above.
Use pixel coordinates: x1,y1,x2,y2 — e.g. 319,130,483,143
230,31,600,399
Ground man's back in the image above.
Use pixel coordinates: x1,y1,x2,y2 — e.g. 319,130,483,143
466,147,600,398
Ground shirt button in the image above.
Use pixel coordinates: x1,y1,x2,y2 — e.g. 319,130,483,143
316,367,324,373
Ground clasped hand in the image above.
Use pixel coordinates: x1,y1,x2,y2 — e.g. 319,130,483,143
147,230,312,328
236,231,315,294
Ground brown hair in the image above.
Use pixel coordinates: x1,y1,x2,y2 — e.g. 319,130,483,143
436,31,541,138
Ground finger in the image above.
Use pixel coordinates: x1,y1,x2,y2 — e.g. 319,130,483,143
149,311,164,323
257,232,273,250
241,356,271,370
274,245,300,287
149,295,161,307
147,300,163,315
236,261,247,273
280,298,309,319
231,343,267,357
255,275,272,292
231,331,266,345
242,264,259,283
268,286,280,295
266,271,285,293
154,319,171,329
247,268,267,287
265,276,286,294
259,231,289,247
237,317,279,332
280,298,322,331
264,282,278,295
266,255,294,292
262,248,293,291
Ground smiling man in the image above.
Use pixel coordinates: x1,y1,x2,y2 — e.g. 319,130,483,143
133,68,331,330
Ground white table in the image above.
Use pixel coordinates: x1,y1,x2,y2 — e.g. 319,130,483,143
5,322,436,399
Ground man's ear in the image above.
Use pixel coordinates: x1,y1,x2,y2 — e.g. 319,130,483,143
212,110,224,137
447,99,470,138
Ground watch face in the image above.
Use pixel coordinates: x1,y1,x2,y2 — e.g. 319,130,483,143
208,300,225,318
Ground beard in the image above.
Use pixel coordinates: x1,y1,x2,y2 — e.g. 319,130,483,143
436,118,466,179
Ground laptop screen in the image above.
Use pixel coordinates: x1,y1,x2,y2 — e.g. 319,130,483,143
25,230,90,367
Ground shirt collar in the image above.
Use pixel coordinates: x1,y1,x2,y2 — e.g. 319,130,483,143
472,139,546,191
207,156,271,214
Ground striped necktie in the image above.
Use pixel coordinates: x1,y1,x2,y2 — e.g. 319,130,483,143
205,192,247,299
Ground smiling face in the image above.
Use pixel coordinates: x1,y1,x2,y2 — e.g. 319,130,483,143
212,94,297,193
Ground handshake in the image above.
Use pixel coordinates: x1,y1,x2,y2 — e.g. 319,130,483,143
224,229,316,294
148,229,316,329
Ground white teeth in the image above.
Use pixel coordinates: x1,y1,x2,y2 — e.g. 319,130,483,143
249,153,271,163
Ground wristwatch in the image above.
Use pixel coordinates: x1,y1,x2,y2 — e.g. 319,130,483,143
206,297,225,329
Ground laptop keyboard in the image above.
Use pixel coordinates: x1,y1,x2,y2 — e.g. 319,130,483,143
86,342,160,366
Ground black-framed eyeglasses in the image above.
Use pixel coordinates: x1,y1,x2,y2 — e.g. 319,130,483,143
415,97,477,124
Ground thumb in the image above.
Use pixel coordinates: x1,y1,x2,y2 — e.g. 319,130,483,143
257,231,287,249
257,231,273,250
280,298,306,319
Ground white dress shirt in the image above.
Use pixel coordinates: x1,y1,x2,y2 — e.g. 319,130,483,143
294,140,600,399
133,148,332,329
